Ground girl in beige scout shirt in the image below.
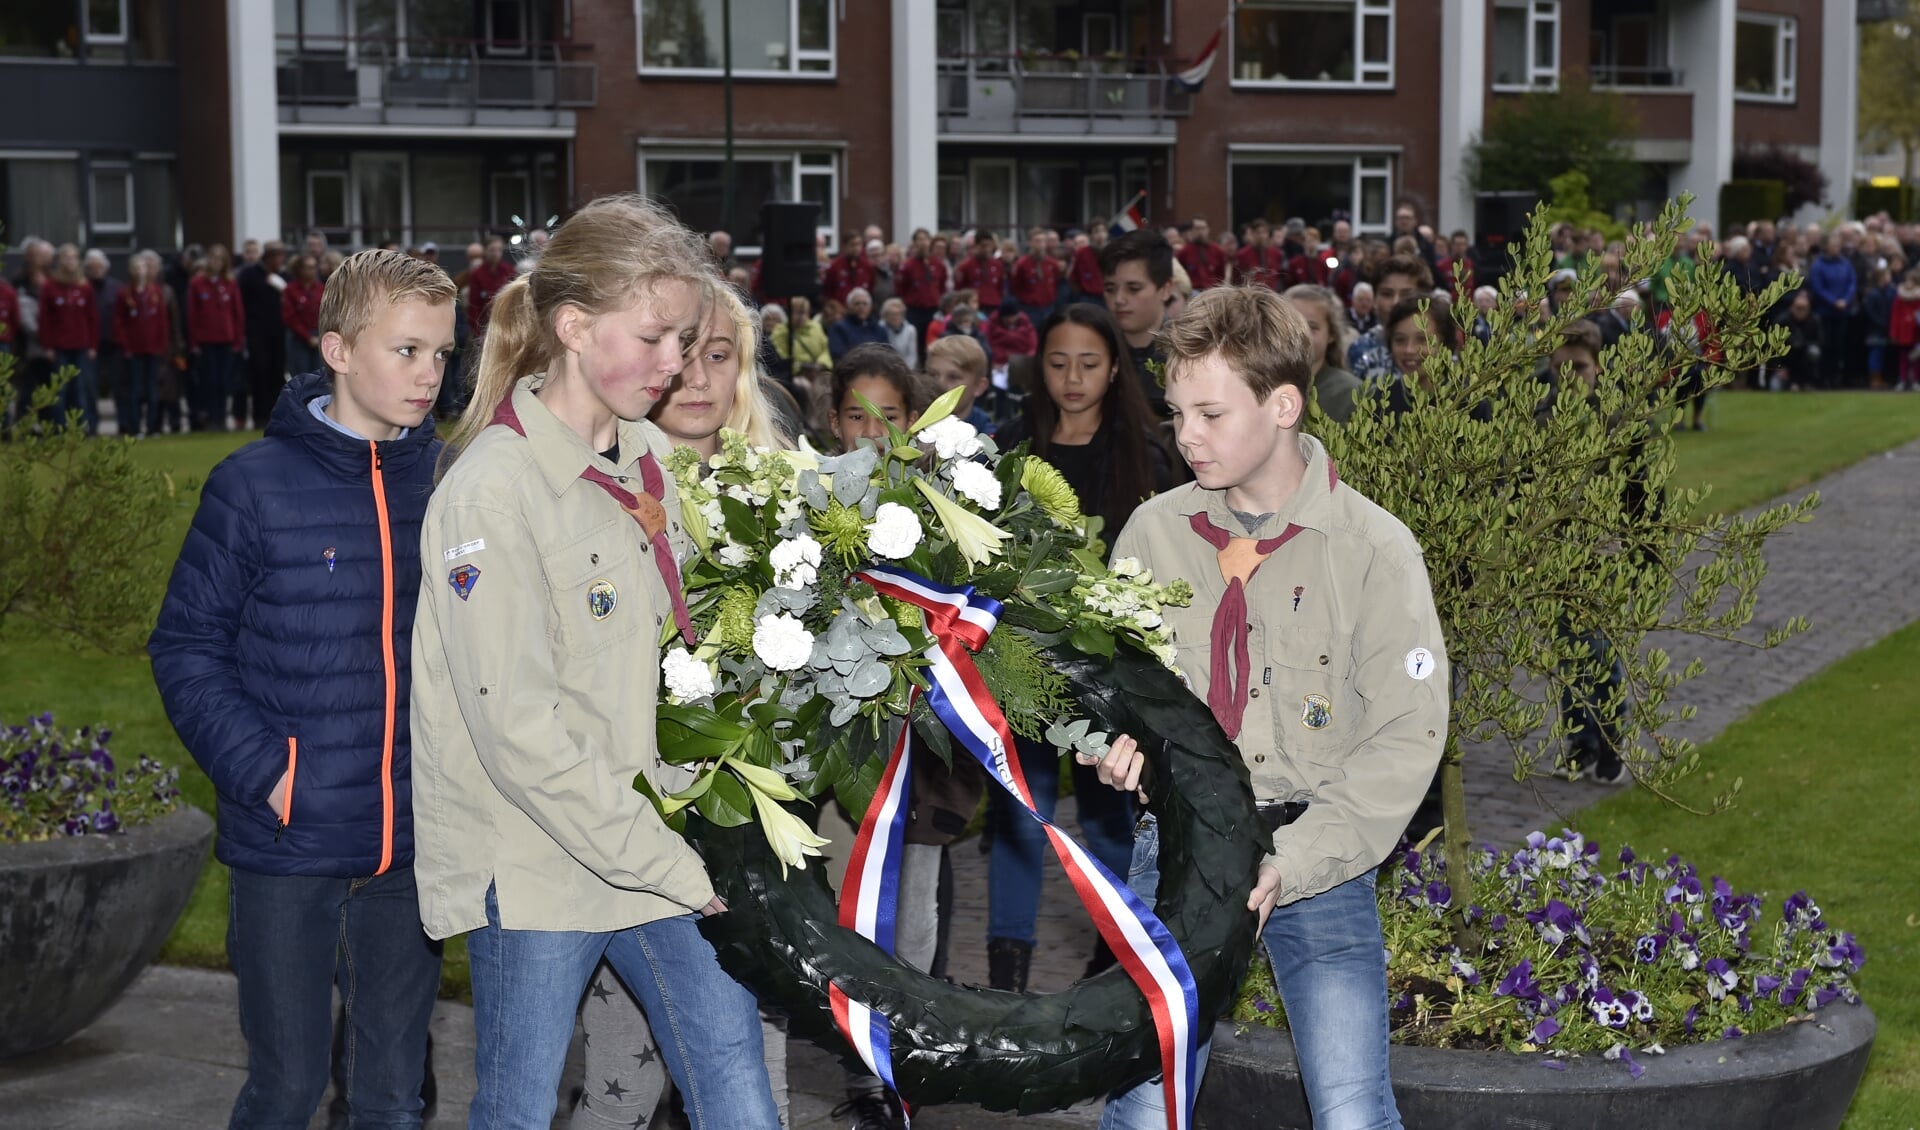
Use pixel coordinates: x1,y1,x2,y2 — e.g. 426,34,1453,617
409,196,779,1130
1089,286,1449,1130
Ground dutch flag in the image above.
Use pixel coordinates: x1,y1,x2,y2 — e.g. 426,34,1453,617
1109,191,1148,238
1170,27,1221,93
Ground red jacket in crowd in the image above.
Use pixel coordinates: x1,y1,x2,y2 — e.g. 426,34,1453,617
984,310,1037,368
1070,245,1105,298
1235,243,1286,290
114,284,172,357
187,274,245,349
0,278,17,347
1176,241,1228,291
1890,285,1920,347
1011,252,1060,309
467,259,518,335
897,255,949,310
38,278,100,352
282,278,324,346
954,255,1008,309
822,252,876,306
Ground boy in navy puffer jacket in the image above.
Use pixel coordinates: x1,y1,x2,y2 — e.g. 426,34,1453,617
151,250,456,1130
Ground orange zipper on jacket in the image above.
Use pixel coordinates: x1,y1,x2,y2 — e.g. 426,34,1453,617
369,442,397,876
276,737,298,839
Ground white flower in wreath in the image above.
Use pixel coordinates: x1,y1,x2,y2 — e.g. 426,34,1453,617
775,495,806,527
753,613,815,671
718,542,754,568
770,534,823,589
950,459,1003,510
866,502,923,559
917,417,982,460
661,647,716,701
1111,556,1144,579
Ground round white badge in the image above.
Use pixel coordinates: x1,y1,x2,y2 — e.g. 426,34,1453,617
1405,648,1435,681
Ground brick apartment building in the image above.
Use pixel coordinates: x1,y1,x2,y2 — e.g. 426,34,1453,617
0,1,1864,257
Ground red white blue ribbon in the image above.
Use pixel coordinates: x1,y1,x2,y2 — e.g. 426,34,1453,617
831,565,1200,1130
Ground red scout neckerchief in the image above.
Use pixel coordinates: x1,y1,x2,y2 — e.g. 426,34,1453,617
489,396,696,646
1187,457,1339,739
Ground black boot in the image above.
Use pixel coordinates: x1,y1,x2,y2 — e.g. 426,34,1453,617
987,937,1034,992
1084,937,1117,980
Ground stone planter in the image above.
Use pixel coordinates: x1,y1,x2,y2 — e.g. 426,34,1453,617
1196,1003,1875,1130
0,806,213,1058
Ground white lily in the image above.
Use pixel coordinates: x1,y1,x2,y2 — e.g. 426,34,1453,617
754,791,832,874
726,757,804,802
913,478,1014,565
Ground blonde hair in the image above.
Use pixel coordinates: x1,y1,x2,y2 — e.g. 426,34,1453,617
1282,284,1352,373
925,333,988,381
1162,285,1314,402
53,243,83,284
710,284,790,450
318,249,456,346
444,193,718,467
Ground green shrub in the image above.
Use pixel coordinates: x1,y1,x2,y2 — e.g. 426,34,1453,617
1719,180,1787,229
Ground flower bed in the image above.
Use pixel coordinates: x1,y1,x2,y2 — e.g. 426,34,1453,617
2,714,181,841
1234,830,1865,1072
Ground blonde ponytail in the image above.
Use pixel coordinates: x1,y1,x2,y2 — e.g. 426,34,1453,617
437,193,721,477
714,283,792,451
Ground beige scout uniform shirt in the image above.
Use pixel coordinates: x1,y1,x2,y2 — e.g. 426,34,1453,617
410,378,712,940
1112,432,1449,907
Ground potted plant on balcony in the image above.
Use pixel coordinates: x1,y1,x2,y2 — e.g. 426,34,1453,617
1196,200,1872,1128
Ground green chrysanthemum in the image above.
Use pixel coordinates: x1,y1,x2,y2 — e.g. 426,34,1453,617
716,586,760,649
1020,457,1085,531
811,501,871,565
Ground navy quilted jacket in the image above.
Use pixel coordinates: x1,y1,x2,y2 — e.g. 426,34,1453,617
150,371,441,877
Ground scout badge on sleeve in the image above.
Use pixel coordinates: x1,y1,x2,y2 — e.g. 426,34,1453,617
323,547,337,574
1405,647,1435,680
587,579,618,620
1292,584,1303,611
448,563,481,601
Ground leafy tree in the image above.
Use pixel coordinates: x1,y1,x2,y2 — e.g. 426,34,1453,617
1462,83,1641,211
0,368,197,654
1319,200,1812,941
1536,171,1629,243
1731,144,1830,215
1859,7,1920,184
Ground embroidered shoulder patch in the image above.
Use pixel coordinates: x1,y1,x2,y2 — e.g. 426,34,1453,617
1405,648,1435,680
448,563,481,601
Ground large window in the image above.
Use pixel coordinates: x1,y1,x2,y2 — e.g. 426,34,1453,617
1232,0,1393,88
0,158,85,245
638,0,833,76
1589,5,1678,88
642,149,839,253
1492,0,1558,91
89,161,134,237
1734,13,1795,103
1230,153,1393,237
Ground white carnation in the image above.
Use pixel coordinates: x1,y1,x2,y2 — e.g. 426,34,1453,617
752,613,816,671
865,502,923,559
661,647,715,701
950,460,1003,510
769,534,823,589
718,542,754,567
917,417,983,460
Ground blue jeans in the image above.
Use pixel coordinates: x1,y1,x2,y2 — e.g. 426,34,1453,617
127,353,162,435
287,332,323,381
988,735,1135,943
194,343,236,429
53,347,98,432
1100,817,1399,1130
226,865,442,1130
465,885,779,1130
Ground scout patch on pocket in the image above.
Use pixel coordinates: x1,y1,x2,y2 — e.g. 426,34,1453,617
448,563,481,601
1301,693,1333,730
587,578,618,620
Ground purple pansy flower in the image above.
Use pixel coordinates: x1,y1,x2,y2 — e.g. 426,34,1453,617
1704,958,1737,1001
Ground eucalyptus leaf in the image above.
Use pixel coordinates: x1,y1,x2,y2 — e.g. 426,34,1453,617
833,467,869,507
846,659,892,698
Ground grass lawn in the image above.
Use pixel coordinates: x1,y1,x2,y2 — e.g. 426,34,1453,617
4,392,1919,1007
1577,620,1920,1130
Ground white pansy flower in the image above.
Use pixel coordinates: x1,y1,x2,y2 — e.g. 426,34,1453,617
718,542,754,567
752,613,815,671
950,460,1003,510
916,417,983,460
866,502,924,559
769,534,823,589
661,648,716,701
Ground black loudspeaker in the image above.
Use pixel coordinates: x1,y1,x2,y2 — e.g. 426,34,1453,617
1472,191,1540,287
759,201,821,300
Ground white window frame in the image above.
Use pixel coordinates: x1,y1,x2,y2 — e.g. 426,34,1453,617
85,0,130,45
1734,12,1796,104
635,0,836,79
1492,0,1559,93
1226,148,1398,238
349,151,412,247
490,170,533,228
89,161,135,234
635,146,840,257
1231,0,1394,91
485,0,531,57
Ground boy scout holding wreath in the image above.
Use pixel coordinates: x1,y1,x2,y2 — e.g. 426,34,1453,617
1088,285,1449,1130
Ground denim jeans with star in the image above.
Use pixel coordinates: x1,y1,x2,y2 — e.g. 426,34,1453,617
1099,816,1401,1130
464,884,780,1130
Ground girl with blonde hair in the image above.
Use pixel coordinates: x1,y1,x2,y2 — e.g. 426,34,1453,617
1282,284,1363,424
412,193,779,1129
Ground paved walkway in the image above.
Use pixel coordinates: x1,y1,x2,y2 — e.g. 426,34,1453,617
5,438,1917,1130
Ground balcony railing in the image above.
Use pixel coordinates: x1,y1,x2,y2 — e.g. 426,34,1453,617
937,55,1192,135
1590,64,1685,89
276,36,595,123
